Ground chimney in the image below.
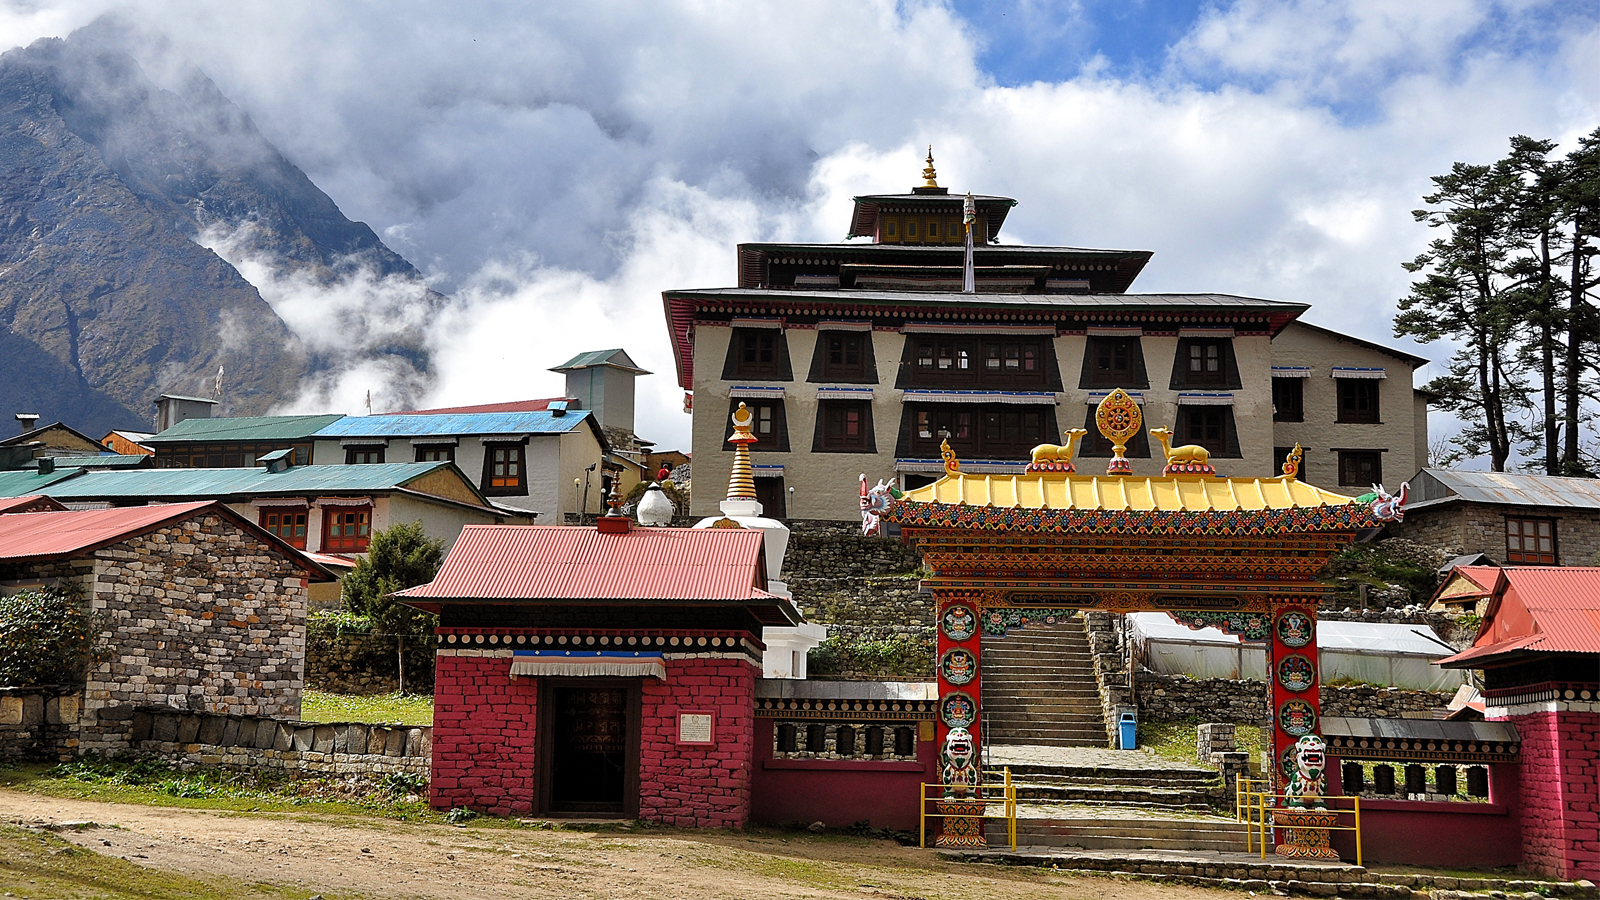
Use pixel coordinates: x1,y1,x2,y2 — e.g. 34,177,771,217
37,457,55,474
15,413,39,434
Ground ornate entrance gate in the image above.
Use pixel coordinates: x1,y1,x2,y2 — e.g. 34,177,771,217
874,389,1401,848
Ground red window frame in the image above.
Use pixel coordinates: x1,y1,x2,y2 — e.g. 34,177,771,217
322,506,372,553
260,509,309,550
1505,517,1557,565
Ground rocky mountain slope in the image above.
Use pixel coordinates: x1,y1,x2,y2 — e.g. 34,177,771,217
0,19,432,436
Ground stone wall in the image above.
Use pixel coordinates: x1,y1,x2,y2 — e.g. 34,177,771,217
1132,670,1453,724
129,707,429,778
307,627,437,695
0,687,81,762
781,527,923,580
1390,502,1600,567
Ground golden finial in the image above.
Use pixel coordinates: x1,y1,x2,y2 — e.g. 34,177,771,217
922,145,939,188
1094,389,1142,476
940,437,960,474
1282,443,1303,479
725,402,759,501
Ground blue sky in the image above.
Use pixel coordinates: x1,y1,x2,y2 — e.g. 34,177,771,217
953,0,1210,86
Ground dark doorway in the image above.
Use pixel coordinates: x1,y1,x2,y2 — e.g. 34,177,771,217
541,681,640,816
754,477,787,518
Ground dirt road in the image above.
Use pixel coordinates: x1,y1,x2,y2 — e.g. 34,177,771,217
1,790,1230,900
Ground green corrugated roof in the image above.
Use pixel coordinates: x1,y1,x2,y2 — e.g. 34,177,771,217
143,414,346,444
550,349,648,373
0,469,81,497
2,462,484,504
46,455,151,469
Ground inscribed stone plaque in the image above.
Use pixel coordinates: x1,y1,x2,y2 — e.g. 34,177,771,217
678,713,713,744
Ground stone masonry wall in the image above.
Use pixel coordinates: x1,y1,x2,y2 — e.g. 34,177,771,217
80,515,309,752
1133,670,1453,724
639,656,757,829
307,628,437,695
1391,503,1600,566
130,707,429,778
0,687,82,762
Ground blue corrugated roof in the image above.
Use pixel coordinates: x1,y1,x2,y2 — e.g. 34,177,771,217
0,462,480,502
313,411,593,438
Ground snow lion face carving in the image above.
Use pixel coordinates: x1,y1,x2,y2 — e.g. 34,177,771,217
1285,734,1328,808
941,726,979,799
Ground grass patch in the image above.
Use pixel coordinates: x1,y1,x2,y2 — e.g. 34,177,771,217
301,690,434,726
1138,720,1268,772
0,824,356,900
0,757,439,823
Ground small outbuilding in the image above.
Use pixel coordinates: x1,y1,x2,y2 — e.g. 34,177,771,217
0,501,331,753
398,517,800,823
1394,469,1600,566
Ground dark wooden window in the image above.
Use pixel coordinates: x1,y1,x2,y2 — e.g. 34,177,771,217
807,331,876,383
722,328,792,380
415,445,455,463
1170,338,1241,389
322,506,372,553
815,400,875,452
260,509,308,550
1176,406,1240,457
1081,337,1148,389
345,446,385,465
898,404,1056,460
1273,378,1304,422
1337,450,1383,487
901,336,1056,390
723,400,789,452
1337,379,1381,423
481,443,528,495
1506,517,1557,564
754,478,787,518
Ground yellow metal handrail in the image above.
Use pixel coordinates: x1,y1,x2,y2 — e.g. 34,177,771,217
1238,788,1363,866
918,767,1018,851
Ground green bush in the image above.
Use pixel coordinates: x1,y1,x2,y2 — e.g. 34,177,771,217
0,588,97,686
807,633,933,678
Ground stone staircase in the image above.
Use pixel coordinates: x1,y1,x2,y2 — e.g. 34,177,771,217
990,810,1249,852
980,618,1110,747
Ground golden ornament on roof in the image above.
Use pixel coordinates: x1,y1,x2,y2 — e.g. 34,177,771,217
922,146,939,188
1094,388,1142,476
1282,443,1303,479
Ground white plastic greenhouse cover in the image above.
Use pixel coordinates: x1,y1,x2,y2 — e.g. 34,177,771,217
1126,613,1465,691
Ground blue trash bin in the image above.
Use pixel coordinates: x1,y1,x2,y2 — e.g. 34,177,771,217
1118,711,1137,750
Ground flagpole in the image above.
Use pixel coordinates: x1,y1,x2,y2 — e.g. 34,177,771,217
963,192,976,294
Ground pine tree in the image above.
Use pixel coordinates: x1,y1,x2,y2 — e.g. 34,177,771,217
342,522,445,693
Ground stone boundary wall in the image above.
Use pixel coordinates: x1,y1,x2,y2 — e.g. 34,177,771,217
1133,671,1452,724
306,628,438,695
1085,612,1133,746
0,687,82,763
129,708,429,778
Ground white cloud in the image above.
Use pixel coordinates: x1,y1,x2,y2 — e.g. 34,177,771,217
4,0,1597,461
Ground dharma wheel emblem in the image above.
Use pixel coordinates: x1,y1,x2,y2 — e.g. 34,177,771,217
1094,388,1142,475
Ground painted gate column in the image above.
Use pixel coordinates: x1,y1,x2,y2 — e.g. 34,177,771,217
1268,602,1340,859
933,593,984,848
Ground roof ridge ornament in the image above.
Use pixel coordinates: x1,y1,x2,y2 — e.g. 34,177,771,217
922,146,938,188
940,437,961,474
1281,443,1303,480
1093,388,1141,475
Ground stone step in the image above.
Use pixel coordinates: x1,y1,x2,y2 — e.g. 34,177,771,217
1002,765,1219,785
988,815,1250,853
1011,784,1216,806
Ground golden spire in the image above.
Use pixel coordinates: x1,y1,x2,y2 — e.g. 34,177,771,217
725,402,759,501
922,146,939,188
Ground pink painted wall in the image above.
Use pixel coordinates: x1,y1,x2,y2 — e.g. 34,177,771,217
638,657,758,829
1510,709,1600,880
750,718,935,831
431,654,539,816
1327,756,1521,869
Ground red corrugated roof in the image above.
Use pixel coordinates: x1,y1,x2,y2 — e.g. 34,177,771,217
382,397,570,415
1439,566,1600,666
0,501,216,561
0,495,68,515
395,525,769,601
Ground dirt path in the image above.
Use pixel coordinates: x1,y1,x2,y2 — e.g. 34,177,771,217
0,789,1231,900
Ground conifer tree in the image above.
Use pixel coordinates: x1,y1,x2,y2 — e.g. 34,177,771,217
342,521,445,693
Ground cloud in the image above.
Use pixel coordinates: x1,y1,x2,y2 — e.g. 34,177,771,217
4,0,1598,462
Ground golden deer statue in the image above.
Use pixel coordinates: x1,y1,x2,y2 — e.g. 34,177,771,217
1030,428,1089,466
1148,427,1211,466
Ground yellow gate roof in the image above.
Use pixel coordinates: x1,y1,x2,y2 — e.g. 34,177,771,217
901,473,1360,513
